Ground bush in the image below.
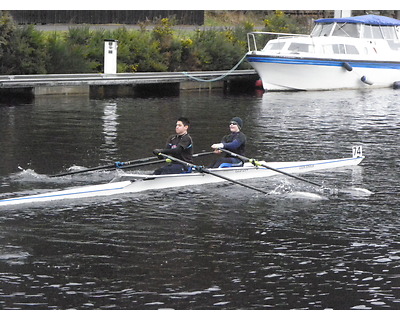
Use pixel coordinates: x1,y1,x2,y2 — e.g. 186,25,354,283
0,12,260,75
264,11,308,34
46,31,93,74
0,11,15,72
151,18,182,71
191,28,248,71
0,13,47,74
129,28,168,72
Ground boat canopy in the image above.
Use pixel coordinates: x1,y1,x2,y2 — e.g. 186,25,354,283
315,15,400,26
311,14,400,39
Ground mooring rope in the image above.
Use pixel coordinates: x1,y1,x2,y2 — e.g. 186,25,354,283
182,54,247,82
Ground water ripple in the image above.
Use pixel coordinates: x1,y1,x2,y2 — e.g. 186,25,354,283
1,90,400,309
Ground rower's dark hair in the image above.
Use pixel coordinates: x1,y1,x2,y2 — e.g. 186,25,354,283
178,117,190,127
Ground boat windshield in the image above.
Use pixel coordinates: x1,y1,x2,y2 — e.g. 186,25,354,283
311,23,334,37
312,22,361,37
332,23,360,37
312,22,400,40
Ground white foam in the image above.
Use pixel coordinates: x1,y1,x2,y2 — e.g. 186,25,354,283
286,191,327,201
340,187,374,197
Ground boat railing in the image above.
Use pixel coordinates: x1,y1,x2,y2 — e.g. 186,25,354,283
247,31,310,52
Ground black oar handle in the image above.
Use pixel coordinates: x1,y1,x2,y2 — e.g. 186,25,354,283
115,159,165,170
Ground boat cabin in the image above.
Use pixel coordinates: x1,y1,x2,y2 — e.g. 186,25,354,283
246,15,400,90
251,15,400,58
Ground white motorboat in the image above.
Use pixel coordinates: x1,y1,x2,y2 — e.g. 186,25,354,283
0,147,365,206
246,14,400,91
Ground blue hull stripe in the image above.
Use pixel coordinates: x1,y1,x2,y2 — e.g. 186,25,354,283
276,157,361,171
247,56,400,70
0,184,127,203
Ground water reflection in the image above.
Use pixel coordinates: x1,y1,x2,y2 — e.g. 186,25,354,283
99,103,119,161
0,89,399,309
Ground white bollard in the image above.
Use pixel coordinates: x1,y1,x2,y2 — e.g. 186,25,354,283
104,39,118,74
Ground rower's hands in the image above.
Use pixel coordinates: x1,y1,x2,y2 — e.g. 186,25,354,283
211,143,223,149
211,143,224,154
153,149,164,159
114,161,125,168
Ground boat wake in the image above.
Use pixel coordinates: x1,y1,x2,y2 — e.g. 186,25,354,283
338,187,374,197
12,167,49,182
268,182,327,201
272,187,373,201
10,166,115,184
268,180,373,201
284,191,328,201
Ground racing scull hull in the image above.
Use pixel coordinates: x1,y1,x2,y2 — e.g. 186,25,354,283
0,154,364,206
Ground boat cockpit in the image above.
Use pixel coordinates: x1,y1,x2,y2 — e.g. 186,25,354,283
311,21,400,40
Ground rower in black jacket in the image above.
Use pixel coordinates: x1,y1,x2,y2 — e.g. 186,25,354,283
153,117,193,175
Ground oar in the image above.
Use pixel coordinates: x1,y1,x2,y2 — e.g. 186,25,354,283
113,159,166,170
219,148,323,188
49,156,158,177
117,151,214,170
50,151,214,177
158,153,271,195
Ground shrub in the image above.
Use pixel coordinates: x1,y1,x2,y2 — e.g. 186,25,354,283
128,29,168,72
0,11,306,75
46,31,93,74
0,11,16,70
190,28,247,71
1,24,47,74
264,11,308,34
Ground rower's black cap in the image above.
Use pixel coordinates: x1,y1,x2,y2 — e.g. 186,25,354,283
231,117,243,129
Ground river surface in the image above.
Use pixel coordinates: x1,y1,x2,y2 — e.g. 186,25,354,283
0,88,399,310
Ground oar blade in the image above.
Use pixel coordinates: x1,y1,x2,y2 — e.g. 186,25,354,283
50,163,116,177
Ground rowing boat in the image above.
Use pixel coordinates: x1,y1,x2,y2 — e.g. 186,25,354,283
0,147,364,206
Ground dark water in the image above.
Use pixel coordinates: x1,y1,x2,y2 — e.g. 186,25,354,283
0,88,399,310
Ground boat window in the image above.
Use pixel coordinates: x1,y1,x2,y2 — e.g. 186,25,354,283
363,25,384,39
328,44,359,54
322,45,333,54
332,44,345,54
332,23,360,38
363,25,373,38
265,42,285,51
362,25,398,39
311,23,333,37
371,26,384,39
387,40,400,50
311,24,322,36
381,26,397,39
345,45,359,54
288,42,312,53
